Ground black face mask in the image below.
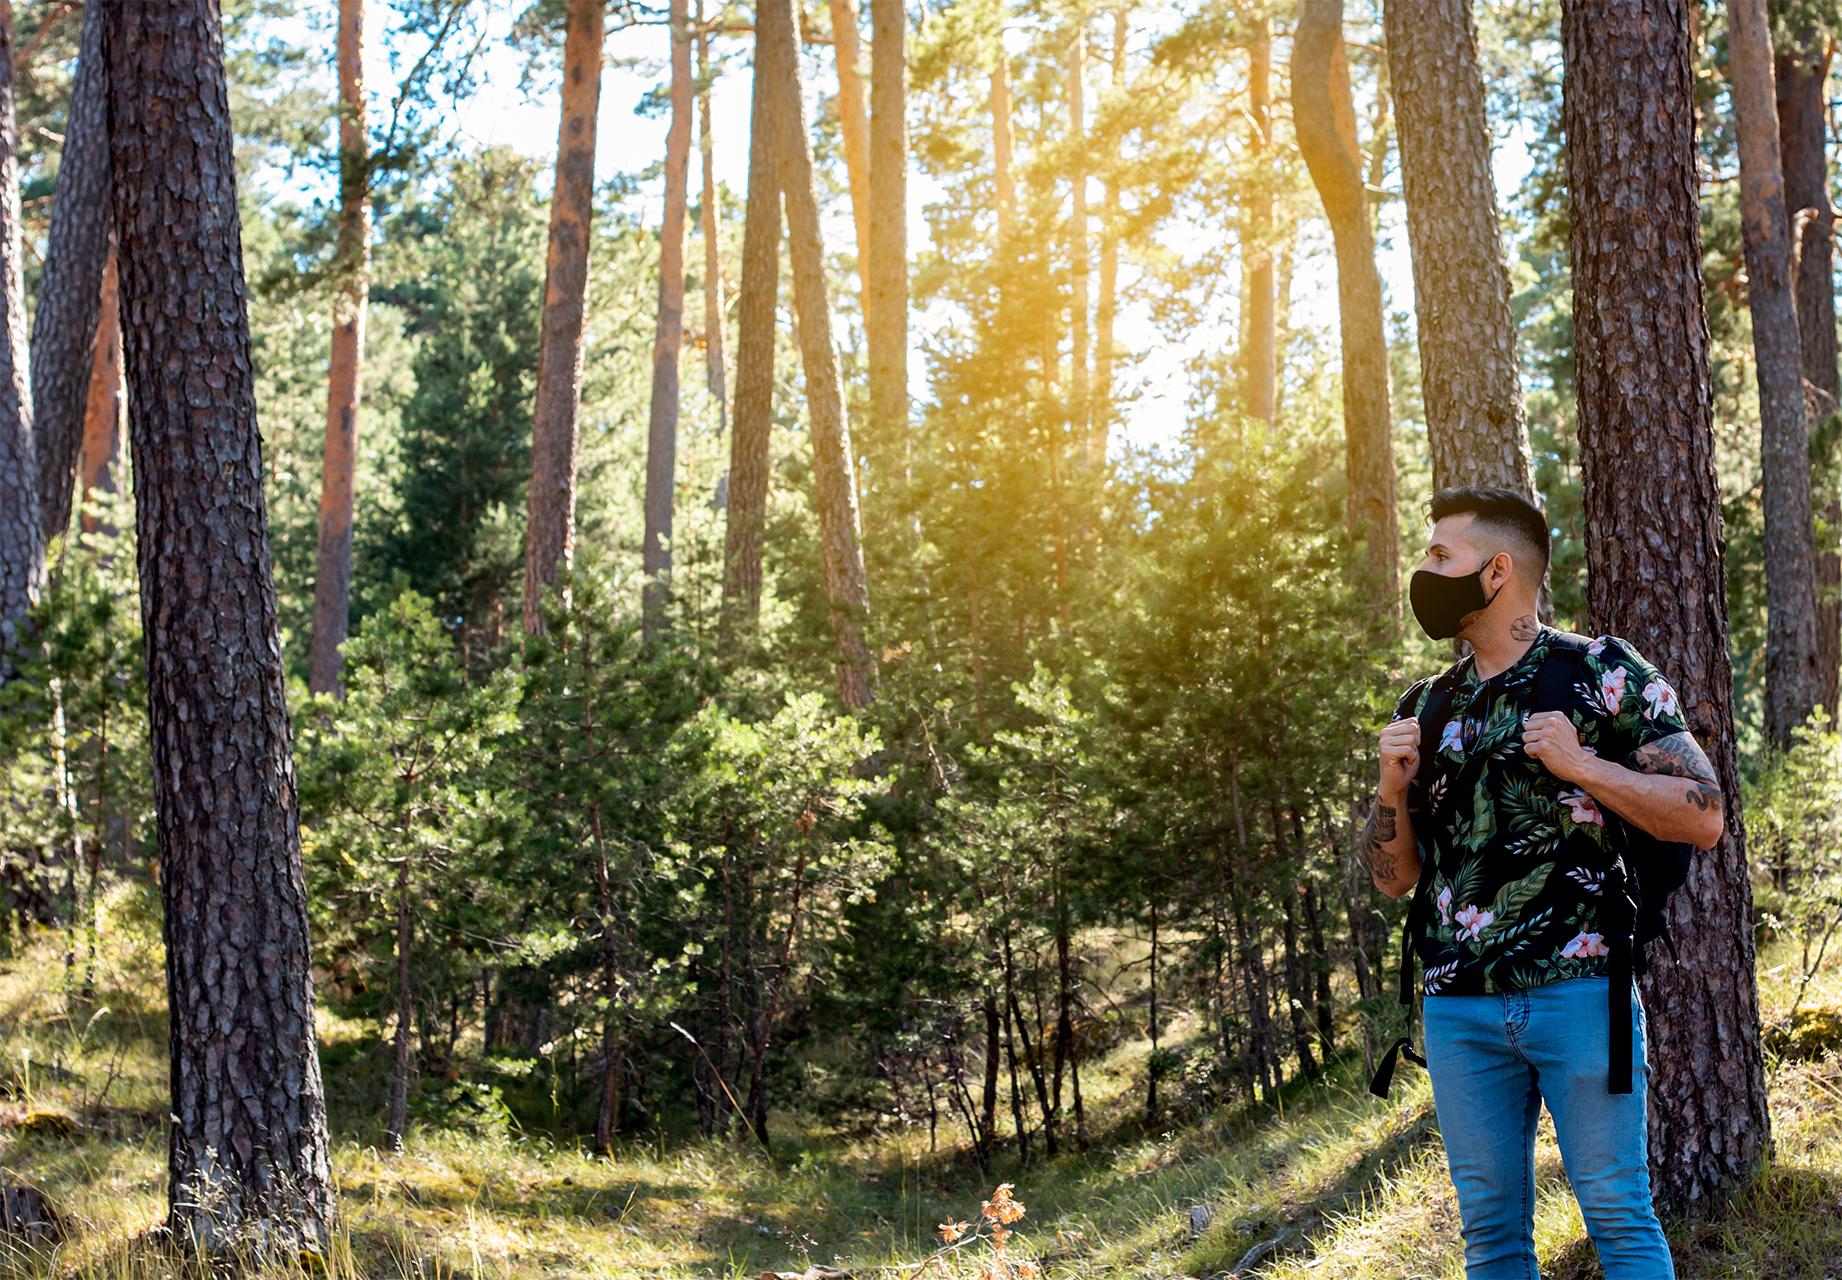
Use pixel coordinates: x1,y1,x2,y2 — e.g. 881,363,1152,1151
1409,561,1502,641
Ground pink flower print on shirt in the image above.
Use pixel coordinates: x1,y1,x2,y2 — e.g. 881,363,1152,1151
1588,636,1609,655
1559,788,1604,826
1440,719,1466,755
1598,665,1628,713
1562,930,1610,959
1642,676,1679,721
1436,885,1453,927
1454,903,1494,941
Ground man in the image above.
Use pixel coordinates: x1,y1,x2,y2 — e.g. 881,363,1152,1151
1364,486,1723,1279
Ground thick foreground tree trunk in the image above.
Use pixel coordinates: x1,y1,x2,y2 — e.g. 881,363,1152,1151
643,0,693,634
104,0,336,1250
1383,0,1538,499
1777,28,1841,726
0,0,36,675
762,0,876,707
29,0,109,543
1729,0,1822,750
308,0,370,694
1292,0,1397,615
1562,0,1772,1213
719,1,785,644
523,0,604,634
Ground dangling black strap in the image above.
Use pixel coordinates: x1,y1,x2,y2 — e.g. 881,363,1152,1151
1605,862,1636,1094
1369,902,1428,1097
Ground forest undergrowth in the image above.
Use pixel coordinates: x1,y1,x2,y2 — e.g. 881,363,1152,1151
1,883,1839,1280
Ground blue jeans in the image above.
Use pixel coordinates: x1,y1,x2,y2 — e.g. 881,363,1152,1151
1421,974,1675,1279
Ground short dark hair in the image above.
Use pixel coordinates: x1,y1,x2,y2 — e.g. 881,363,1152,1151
1426,485,1551,580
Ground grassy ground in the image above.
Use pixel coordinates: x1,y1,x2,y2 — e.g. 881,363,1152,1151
2,885,1839,1278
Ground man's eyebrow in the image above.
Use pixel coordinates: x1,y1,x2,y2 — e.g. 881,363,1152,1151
1425,541,1451,555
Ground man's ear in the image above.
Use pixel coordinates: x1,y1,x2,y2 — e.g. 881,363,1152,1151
1488,550,1513,593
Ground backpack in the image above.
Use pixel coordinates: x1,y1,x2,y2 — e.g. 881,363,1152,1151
1366,630,1694,1099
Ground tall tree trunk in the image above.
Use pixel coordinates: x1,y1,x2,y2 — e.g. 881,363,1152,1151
1562,0,1771,1213
104,0,336,1249
980,982,1000,1161
593,804,622,1155
991,35,1015,241
868,0,910,518
1145,902,1159,1123
1292,0,1398,615
523,0,604,635
1093,9,1125,453
77,243,124,535
386,853,413,1152
1240,13,1275,425
1776,28,1841,726
308,0,370,695
696,3,727,432
1383,0,1541,507
1303,878,1335,1063
763,0,876,707
827,0,873,303
644,0,693,635
0,0,36,677
29,0,108,544
720,3,783,645
1729,0,1823,750
1067,21,1090,460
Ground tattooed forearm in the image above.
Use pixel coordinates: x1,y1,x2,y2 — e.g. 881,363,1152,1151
1629,731,1721,811
1580,729,1726,848
1365,801,1399,882
1510,613,1540,641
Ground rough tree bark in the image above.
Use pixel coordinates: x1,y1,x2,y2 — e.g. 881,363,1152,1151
1240,12,1275,425
763,0,876,707
29,0,108,543
523,0,604,634
76,243,124,535
827,0,873,303
869,0,909,514
643,0,693,634
719,1,785,644
1776,27,1840,725
1562,0,1772,1212
696,0,727,432
1729,0,1822,750
308,0,369,694
1383,0,1538,498
0,0,37,675
103,0,336,1249
1292,0,1398,613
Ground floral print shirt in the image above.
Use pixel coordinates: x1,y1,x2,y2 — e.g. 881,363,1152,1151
1390,624,1691,996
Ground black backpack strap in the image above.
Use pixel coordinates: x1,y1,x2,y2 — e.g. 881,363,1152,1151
1369,662,1466,1099
1533,630,1647,1093
1532,629,1593,715
1604,860,1638,1094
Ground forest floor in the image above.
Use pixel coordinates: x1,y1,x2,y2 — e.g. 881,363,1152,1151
3,884,1841,1279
